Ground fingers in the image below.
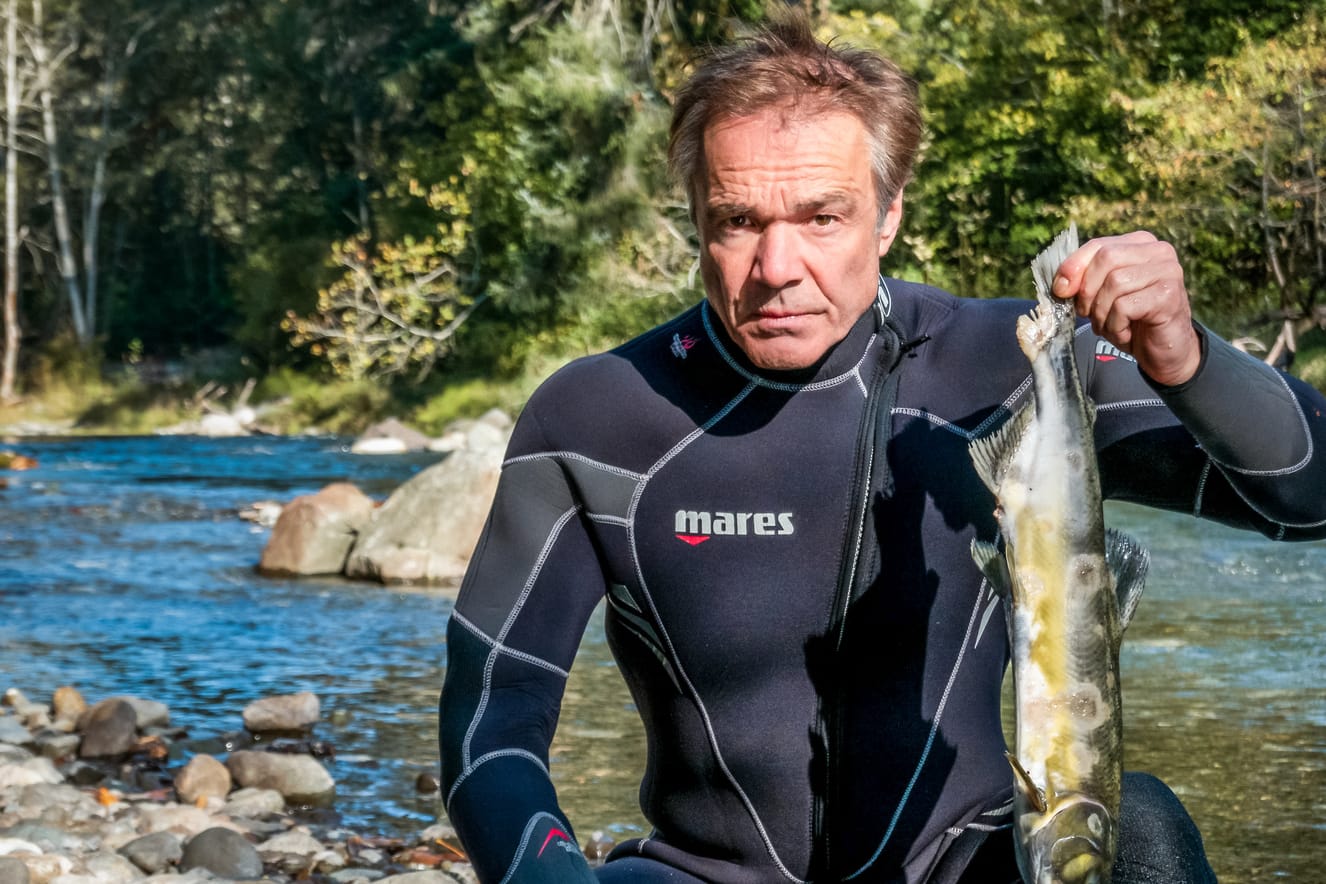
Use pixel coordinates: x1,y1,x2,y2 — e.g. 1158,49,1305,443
1053,232,1180,333
1052,229,1201,385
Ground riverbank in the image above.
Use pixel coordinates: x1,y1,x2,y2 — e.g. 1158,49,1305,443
0,684,492,884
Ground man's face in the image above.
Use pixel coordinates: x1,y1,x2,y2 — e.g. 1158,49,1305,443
697,106,903,371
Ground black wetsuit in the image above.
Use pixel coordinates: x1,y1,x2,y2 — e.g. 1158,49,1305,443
439,278,1326,884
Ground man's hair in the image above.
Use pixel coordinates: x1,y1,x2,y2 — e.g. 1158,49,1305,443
668,13,922,228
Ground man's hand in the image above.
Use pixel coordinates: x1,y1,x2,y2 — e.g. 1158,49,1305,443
1052,231,1202,387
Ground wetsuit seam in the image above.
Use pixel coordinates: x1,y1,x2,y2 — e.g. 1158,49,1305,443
447,749,550,812
1202,372,1314,476
461,506,580,769
450,612,572,678
1193,459,1211,517
846,566,991,879
1208,459,1326,528
504,450,647,481
624,380,807,884
498,811,562,884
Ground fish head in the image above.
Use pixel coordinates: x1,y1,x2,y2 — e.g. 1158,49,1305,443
1021,794,1117,884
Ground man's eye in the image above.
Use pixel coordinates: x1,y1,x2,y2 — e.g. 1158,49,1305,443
726,215,750,229
812,214,836,227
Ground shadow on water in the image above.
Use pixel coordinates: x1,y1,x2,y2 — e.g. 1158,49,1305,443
1,438,1322,880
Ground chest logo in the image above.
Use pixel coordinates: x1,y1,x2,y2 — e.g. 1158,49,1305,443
674,509,795,545
671,333,698,359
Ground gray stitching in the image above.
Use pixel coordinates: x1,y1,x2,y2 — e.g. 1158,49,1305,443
451,612,571,678
701,301,871,393
447,749,550,811
503,450,646,481
498,810,563,884
847,572,988,879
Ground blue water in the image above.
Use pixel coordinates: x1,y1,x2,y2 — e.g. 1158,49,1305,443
0,436,1322,880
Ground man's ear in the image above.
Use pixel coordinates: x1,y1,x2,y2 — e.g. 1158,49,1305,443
877,191,905,257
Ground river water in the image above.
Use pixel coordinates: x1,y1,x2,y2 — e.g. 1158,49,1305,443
0,435,1321,881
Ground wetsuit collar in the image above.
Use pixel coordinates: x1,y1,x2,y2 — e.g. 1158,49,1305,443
701,278,892,387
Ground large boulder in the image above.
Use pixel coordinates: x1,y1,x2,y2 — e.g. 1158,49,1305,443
343,448,502,585
174,754,232,804
258,483,376,577
180,828,263,879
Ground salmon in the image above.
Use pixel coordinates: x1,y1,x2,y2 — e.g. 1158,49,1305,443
969,225,1149,884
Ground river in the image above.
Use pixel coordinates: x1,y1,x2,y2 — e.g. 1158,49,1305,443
0,435,1321,881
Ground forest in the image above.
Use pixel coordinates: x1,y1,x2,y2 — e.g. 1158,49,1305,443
0,0,1323,432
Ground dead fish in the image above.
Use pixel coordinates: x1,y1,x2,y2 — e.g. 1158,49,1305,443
969,224,1149,884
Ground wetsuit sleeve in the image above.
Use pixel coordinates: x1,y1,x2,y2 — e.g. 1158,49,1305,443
1083,322,1326,540
438,407,604,883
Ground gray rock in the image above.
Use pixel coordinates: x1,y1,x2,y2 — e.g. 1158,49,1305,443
351,419,430,454
76,700,137,759
113,697,169,729
136,805,217,839
0,758,62,788
225,751,334,804
463,421,507,454
180,828,263,880
174,754,231,804
222,788,285,819
79,850,141,884
0,718,32,748
1,824,89,856
377,873,456,884
343,449,502,585
475,407,512,431
241,692,320,734
118,832,183,875
34,734,80,761
328,869,386,884
0,742,32,764
256,830,323,859
258,483,376,577
11,853,72,884
0,857,30,884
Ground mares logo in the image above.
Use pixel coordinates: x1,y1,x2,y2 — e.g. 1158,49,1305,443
536,827,576,858
674,509,795,545
1095,339,1136,363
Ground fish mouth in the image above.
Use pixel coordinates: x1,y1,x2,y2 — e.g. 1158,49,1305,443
1045,834,1107,884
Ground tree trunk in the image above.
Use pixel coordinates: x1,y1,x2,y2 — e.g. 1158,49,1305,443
1,0,20,403
32,0,87,345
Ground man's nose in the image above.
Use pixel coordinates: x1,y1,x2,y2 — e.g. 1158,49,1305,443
752,222,804,289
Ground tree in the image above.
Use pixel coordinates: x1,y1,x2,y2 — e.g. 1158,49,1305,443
1071,15,1326,334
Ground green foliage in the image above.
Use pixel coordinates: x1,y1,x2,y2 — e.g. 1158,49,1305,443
1296,328,1326,393
256,374,394,436
410,375,519,434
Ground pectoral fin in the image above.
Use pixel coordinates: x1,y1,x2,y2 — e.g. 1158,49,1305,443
968,403,1034,494
1006,752,1047,814
1105,529,1150,631
970,539,1012,600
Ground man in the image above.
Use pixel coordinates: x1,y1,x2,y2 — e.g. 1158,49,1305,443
439,16,1326,884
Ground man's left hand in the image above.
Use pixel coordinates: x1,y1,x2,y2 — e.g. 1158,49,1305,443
1052,231,1202,387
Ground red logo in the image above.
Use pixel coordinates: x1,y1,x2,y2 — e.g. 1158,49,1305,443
537,827,572,858
676,534,711,546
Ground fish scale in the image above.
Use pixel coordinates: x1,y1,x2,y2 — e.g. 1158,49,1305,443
969,224,1150,884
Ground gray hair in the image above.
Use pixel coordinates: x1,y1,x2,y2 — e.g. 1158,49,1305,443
668,12,923,229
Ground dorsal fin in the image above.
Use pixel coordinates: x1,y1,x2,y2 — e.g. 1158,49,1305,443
1105,528,1150,631
1030,223,1080,305
968,403,1034,494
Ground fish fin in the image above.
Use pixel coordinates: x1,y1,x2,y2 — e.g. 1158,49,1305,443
1106,528,1151,631
970,539,1012,600
968,403,1034,493
1005,751,1047,814
1030,223,1080,305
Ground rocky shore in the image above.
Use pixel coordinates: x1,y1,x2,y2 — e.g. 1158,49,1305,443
0,686,486,884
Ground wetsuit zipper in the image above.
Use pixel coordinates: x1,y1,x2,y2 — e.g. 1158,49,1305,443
811,317,907,879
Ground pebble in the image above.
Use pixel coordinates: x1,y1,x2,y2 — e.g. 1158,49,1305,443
76,700,137,759
241,693,320,735
173,755,231,805
117,833,182,875
179,827,263,879
0,685,482,883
